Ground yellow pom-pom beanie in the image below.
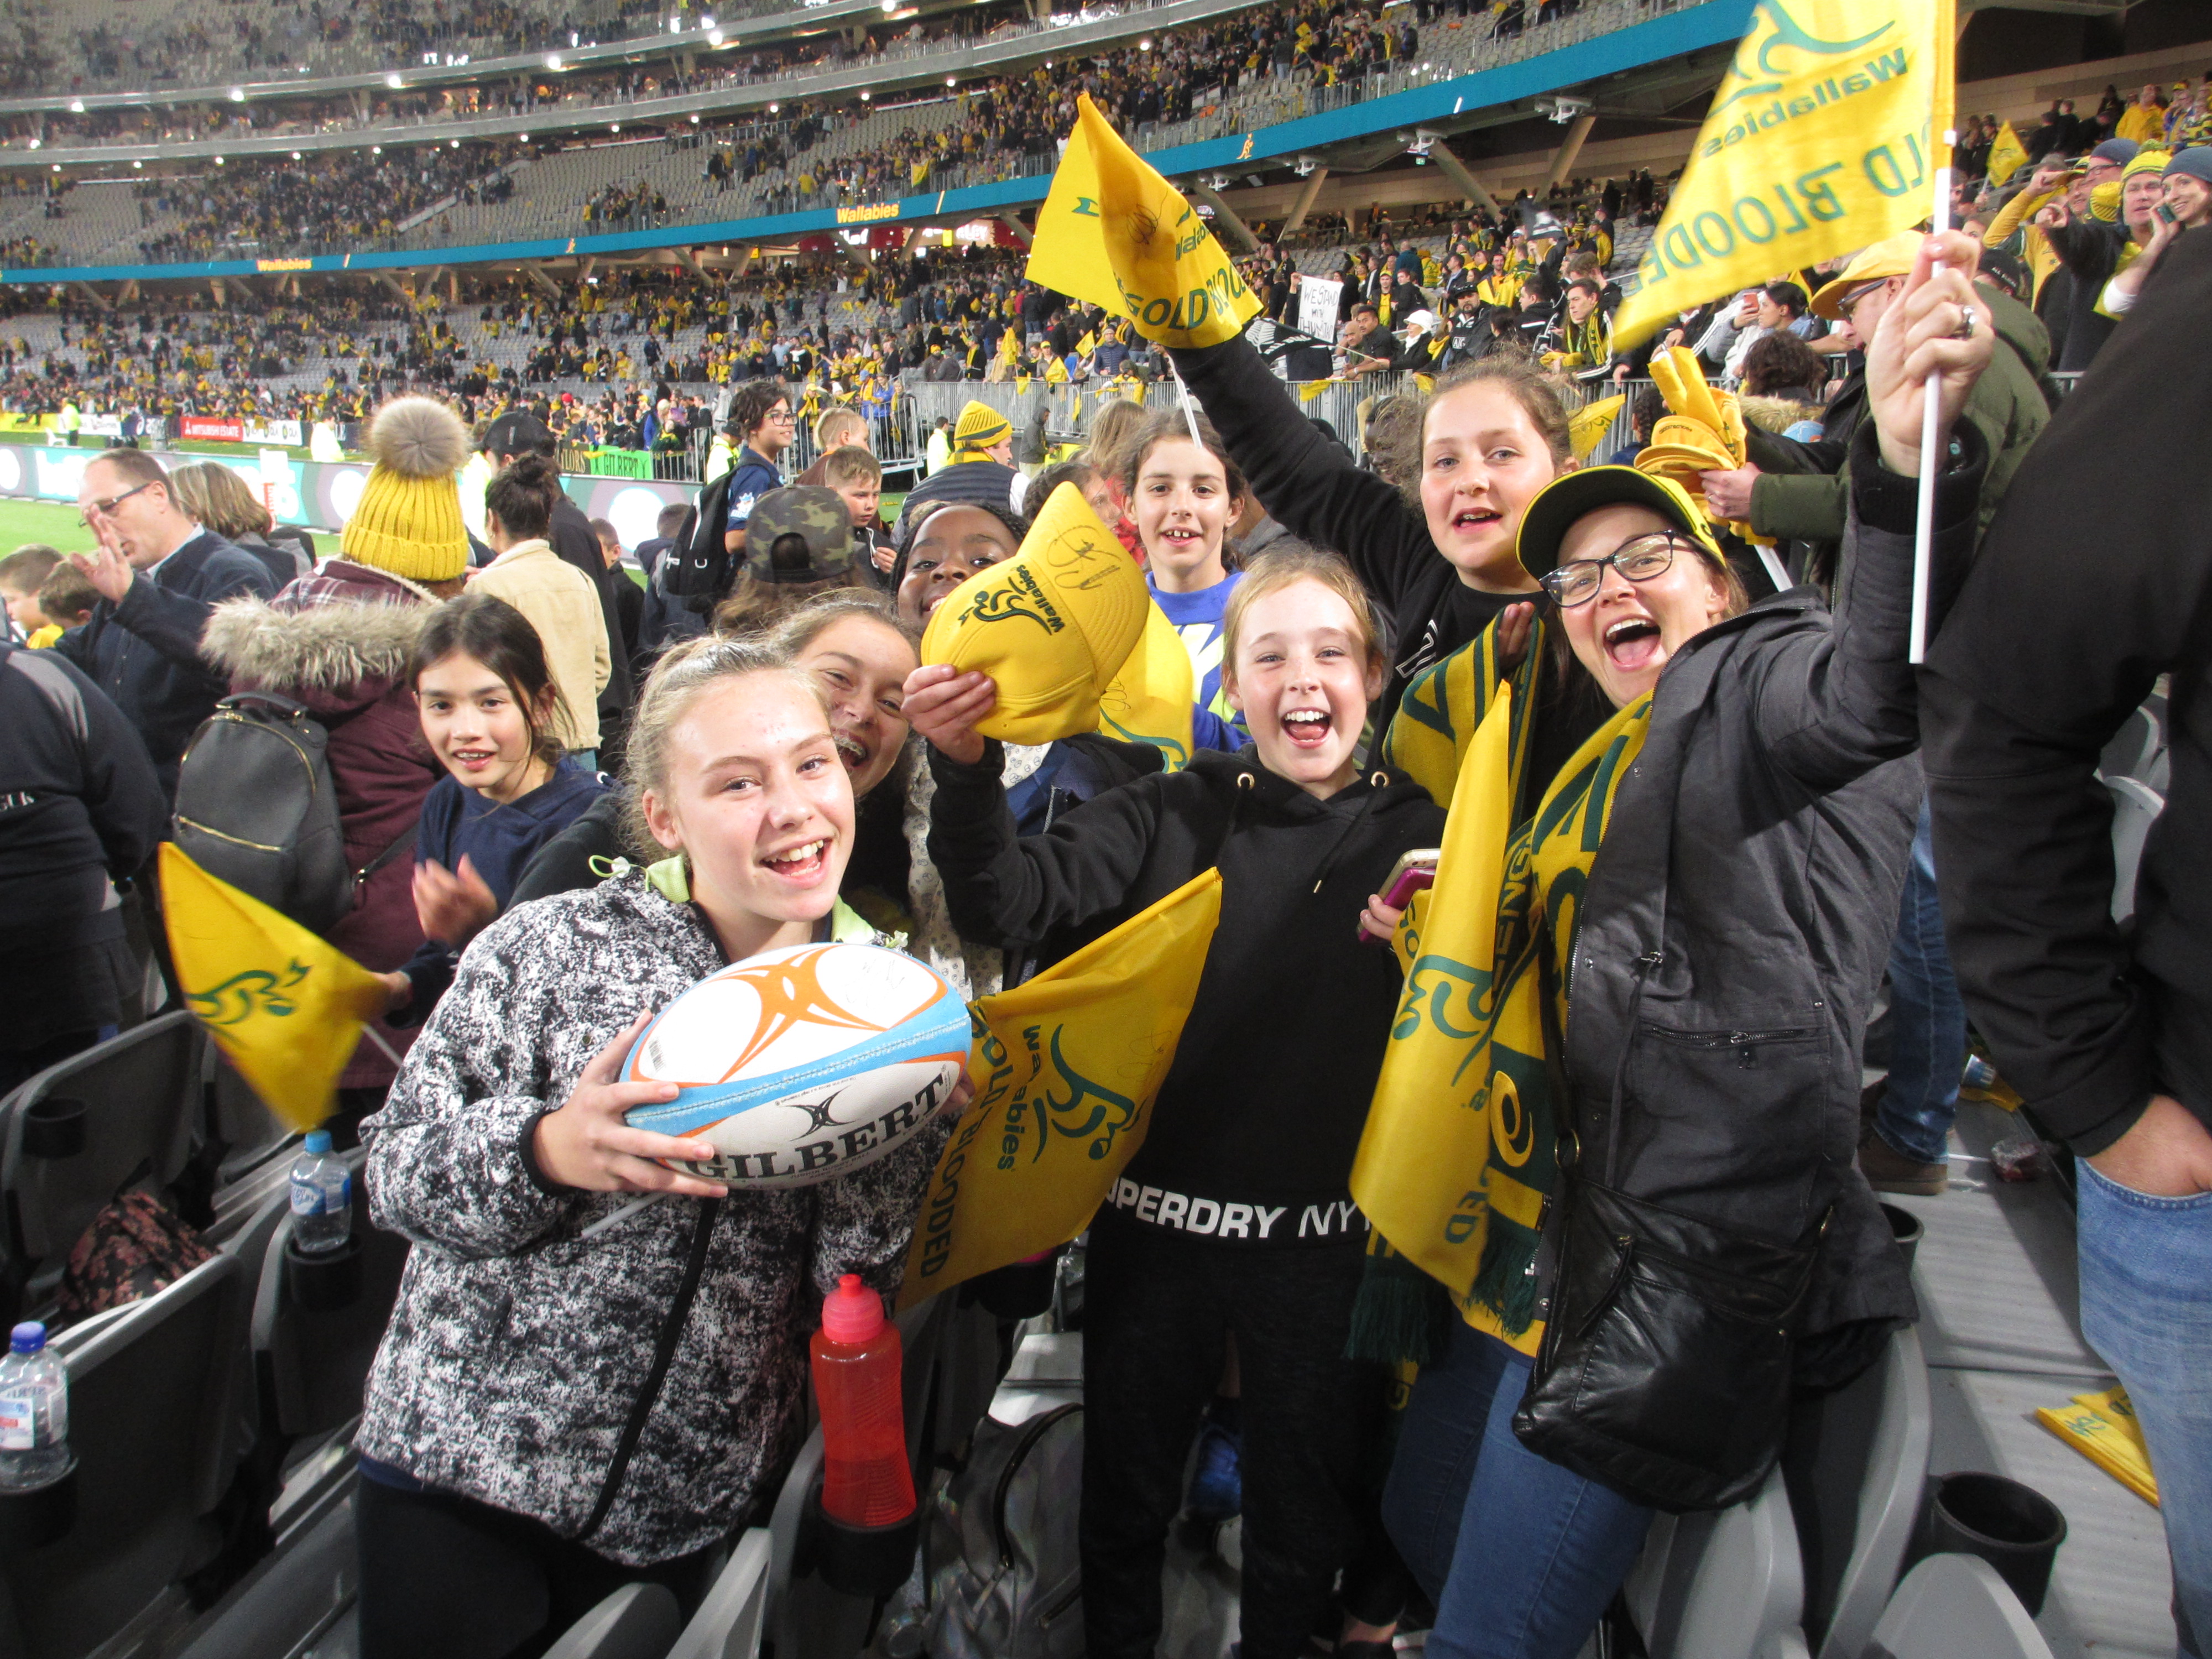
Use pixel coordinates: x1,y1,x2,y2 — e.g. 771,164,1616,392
342,396,473,582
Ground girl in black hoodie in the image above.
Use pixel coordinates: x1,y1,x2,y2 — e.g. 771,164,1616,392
903,549,1447,1659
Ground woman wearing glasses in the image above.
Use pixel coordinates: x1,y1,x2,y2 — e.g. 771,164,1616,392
1365,235,1998,1659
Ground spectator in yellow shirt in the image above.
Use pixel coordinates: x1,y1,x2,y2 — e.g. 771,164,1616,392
2116,84,2168,145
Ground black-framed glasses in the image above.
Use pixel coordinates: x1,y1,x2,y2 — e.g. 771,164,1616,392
765,406,797,422
1540,532,1687,608
79,479,154,526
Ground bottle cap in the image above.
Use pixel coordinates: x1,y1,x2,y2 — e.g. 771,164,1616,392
304,1130,333,1155
821,1274,885,1346
9,1322,44,1355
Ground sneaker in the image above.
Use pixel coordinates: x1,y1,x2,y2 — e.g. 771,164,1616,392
1859,1129,1948,1196
1186,1420,1242,1522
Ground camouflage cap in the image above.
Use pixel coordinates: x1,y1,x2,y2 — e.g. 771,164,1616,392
743,486,855,584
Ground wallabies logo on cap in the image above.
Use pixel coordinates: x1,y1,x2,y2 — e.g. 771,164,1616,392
964,568,1066,633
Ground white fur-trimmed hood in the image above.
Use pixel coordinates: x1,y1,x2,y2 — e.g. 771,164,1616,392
202,593,430,693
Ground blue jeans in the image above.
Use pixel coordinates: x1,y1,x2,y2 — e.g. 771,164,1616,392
1875,799,1966,1164
2078,1161,2212,1658
1384,1321,1653,1659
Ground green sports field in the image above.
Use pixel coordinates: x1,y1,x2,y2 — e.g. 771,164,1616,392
0,499,92,557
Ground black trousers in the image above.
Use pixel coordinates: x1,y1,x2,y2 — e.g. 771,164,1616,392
1081,1212,1389,1659
355,1474,719,1659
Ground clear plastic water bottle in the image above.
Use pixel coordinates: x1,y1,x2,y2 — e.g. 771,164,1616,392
0,1322,70,1489
290,1130,353,1255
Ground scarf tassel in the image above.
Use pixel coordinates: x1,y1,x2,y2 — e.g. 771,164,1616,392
1470,1219,1543,1339
1346,1243,1455,1368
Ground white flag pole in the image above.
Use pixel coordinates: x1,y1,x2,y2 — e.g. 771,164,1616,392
1909,133,1958,666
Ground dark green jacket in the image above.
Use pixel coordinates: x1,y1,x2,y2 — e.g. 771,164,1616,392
1744,281,2050,549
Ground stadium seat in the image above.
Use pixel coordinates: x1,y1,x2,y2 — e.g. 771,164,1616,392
0,1011,204,1309
544,1583,685,1659
0,1253,252,1659
1780,1326,1934,1659
204,1049,295,1191
1621,1466,1809,1659
173,1483,358,1659
666,1529,775,1659
1864,1553,2056,1659
250,1147,409,1443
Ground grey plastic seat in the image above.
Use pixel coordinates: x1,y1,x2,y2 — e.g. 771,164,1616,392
1865,1554,2056,1659
666,1529,775,1659
251,1149,410,1441
204,1049,296,1193
0,1011,204,1303
173,1480,358,1659
544,1583,684,1659
1623,1466,1810,1659
1781,1326,1934,1659
0,1253,252,1659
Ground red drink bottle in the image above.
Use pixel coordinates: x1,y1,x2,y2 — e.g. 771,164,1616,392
811,1275,916,1528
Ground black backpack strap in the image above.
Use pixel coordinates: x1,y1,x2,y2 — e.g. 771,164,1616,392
356,821,419,887
216,689,317,724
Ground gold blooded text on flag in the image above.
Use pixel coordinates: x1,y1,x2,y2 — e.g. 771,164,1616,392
1613,0,1956,345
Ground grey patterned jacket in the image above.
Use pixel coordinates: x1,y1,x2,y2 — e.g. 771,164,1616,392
355,870,951,1566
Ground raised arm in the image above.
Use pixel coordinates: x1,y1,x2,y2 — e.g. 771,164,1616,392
1754,232,1994,791
1170,333,1436,611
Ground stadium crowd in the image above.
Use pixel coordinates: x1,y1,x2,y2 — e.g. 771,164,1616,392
4,15,2212,1647
132,147,523,263
2,0,1600,268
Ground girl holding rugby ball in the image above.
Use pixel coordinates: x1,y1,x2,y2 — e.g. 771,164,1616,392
354,637,954,1658
904,547,1446,1659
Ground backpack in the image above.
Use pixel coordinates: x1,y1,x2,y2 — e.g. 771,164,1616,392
923,1403,1084,1659
55,1191,215,1322
172,691,414,932
660,465,741,613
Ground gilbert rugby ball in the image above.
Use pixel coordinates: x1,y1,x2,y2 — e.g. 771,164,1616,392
623,941,970,1189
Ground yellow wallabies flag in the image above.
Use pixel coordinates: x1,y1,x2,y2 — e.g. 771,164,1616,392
1097,601,1196,773
1985,119,2028,187
1026,93,1259,349
900,869,1222,1307
159,844,388,1131
1613,0,1955,348
1352,692,1531,1301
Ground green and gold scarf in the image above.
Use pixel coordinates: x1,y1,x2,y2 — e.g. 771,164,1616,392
1353,618,1651,1362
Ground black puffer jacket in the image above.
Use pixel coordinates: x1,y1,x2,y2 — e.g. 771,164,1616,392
1559,420,1986,1384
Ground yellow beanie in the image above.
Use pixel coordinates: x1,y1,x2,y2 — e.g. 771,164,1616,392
342,397,472,582
952,399,1013,456
921,482,1147,745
